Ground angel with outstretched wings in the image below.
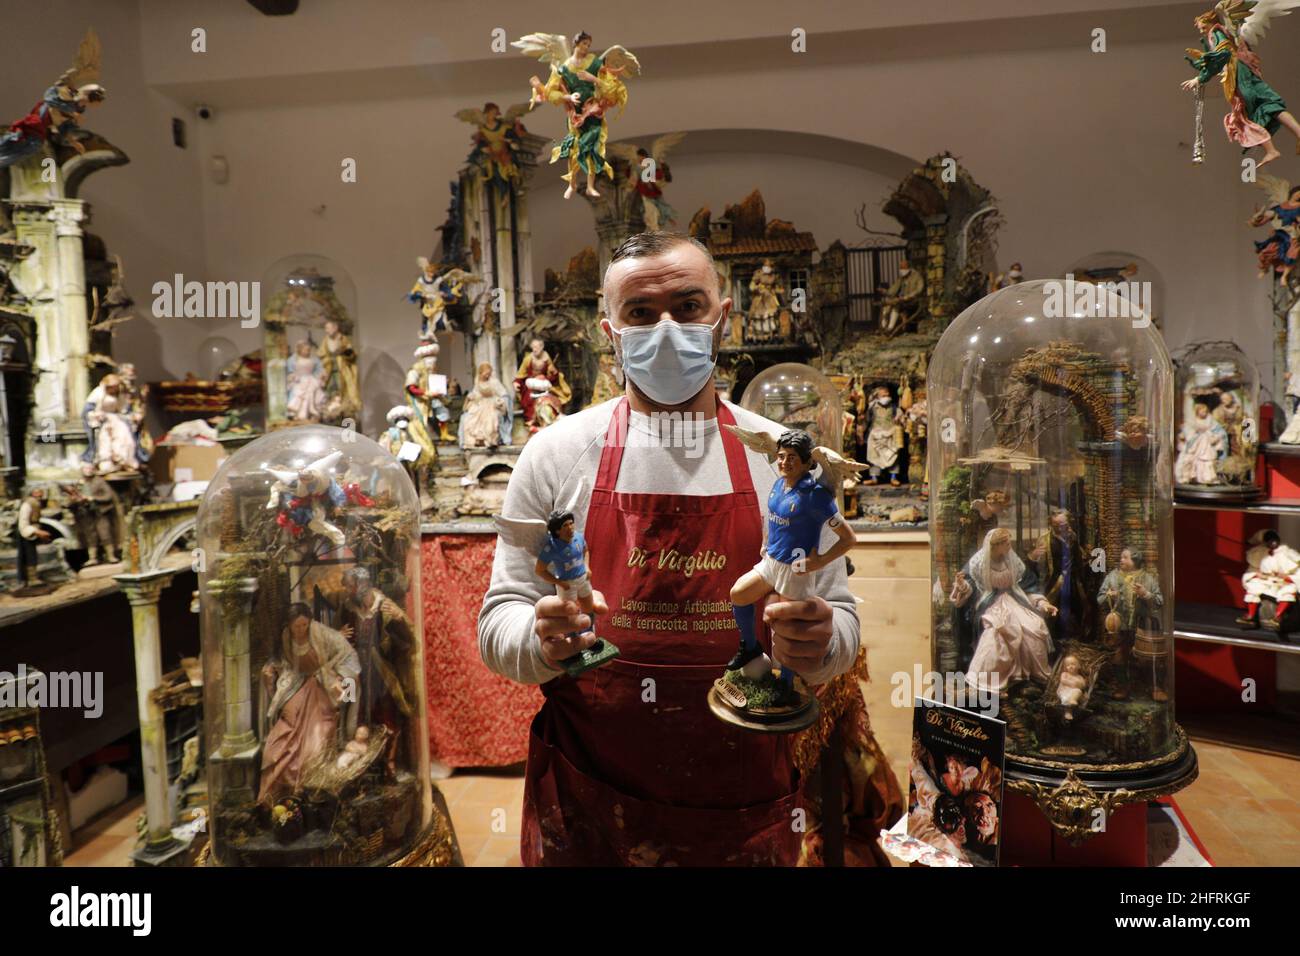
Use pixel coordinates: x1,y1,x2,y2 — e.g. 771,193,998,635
609,132,686,231
721,425,862,706
454,101,530,186
263,450,374,548
1182,0,1300,167
512,30,641,199
0,28,106,169
1249,174,1300,278
408,257,480,339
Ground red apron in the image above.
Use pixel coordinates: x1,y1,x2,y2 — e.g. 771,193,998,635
521,398,802,866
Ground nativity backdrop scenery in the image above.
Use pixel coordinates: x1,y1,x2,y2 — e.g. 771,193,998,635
0,0,1296,885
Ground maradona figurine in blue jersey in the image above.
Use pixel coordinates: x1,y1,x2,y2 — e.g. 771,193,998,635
715,427,863,728
494,478,620,677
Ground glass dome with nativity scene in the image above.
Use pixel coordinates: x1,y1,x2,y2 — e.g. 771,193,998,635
928,279,1195,816
195,426,452,866
260,254,361,430
1172,341,1261,501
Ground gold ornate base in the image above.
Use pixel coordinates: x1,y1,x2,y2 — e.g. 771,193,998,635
391,811,458,867
195,803,459,867
1006,728,1199,846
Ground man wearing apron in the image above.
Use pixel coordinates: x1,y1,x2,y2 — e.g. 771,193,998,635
480,233,861,866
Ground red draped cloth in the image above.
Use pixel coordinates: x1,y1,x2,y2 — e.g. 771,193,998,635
421,533,542,767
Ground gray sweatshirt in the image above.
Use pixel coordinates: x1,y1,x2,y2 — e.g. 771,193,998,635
477,397,861,686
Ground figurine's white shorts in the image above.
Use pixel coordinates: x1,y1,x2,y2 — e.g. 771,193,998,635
755,553,815,601
1243,572,1297,602
557,574,593,603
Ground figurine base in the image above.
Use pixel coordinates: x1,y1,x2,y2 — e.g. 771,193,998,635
707,677,821,735
1174,483,1262,502
560,638,620,678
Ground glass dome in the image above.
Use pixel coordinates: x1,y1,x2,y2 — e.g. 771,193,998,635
738,362,842,454
196,425,436,866
195,336,239,381
928,280,1190,783
261,254,361,430
1173,341,1261,500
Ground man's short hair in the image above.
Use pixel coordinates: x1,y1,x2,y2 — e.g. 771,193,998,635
344,567,371,587
547,509,575,537
607,232,713,272
776,429,814,463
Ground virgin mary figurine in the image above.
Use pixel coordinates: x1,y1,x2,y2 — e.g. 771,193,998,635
949,527,1057,695
258,603,360,806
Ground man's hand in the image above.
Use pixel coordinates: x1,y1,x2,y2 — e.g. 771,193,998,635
764,597,834,677
339,623,354,641
534,591,608,669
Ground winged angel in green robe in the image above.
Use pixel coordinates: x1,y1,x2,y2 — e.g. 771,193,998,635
512,31,641,199
1182,0,1300,167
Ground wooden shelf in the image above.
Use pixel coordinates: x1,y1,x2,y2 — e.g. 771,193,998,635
1174,496,1300,515
1174,601,1300,655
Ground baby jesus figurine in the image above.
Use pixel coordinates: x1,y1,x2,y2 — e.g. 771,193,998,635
336,725,371,770
1056,655,1088,718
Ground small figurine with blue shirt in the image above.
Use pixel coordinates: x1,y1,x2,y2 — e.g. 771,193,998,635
718,427,863,726
494,478,620,677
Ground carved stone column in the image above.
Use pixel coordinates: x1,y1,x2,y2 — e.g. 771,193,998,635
114,568,185,864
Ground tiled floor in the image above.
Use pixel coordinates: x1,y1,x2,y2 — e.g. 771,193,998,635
64,719,1300,867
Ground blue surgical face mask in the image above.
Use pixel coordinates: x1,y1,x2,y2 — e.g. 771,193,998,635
608,313,722,406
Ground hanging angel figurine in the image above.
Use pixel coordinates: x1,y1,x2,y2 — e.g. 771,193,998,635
608,132,686,231
512,31,641,199
407,259,480,340
263,450,374,548
0,28,106,169
717,426,863,723
1249,174,1300,279
454,101,530,186
493,478,620,677
1182,0,1300,168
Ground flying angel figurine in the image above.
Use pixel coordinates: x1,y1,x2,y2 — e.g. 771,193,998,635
494,477,620,676
1182,0,1300,168
408,258,480,340
264,450,374,548
715,426,863,727
0,28,106,169
511,31,641,199
454,101,530,186
1249,173,1300,279
609,132,686,231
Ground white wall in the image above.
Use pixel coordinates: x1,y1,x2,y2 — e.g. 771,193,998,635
8,0,1298,431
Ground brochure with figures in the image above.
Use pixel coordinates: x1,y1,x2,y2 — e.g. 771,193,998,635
905,697,1007,867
